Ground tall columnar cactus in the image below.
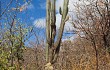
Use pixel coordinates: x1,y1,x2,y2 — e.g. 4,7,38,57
46,0,69,65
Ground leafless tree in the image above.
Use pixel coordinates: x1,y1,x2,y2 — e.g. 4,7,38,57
72,0,110,70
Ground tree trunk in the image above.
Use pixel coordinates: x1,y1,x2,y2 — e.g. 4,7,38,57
92,42,98,70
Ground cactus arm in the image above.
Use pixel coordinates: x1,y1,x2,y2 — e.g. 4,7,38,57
55,0,69,48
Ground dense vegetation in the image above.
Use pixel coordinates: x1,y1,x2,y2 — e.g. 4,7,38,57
0,0,110,70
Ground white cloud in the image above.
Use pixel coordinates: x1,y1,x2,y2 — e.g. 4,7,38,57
33,13,74,32
34,18,46,28
56,0,78,12
56,0,64,12
56,0,91,12
62,34,78,42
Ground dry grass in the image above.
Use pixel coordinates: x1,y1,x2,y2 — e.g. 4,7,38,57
22,39,110,70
